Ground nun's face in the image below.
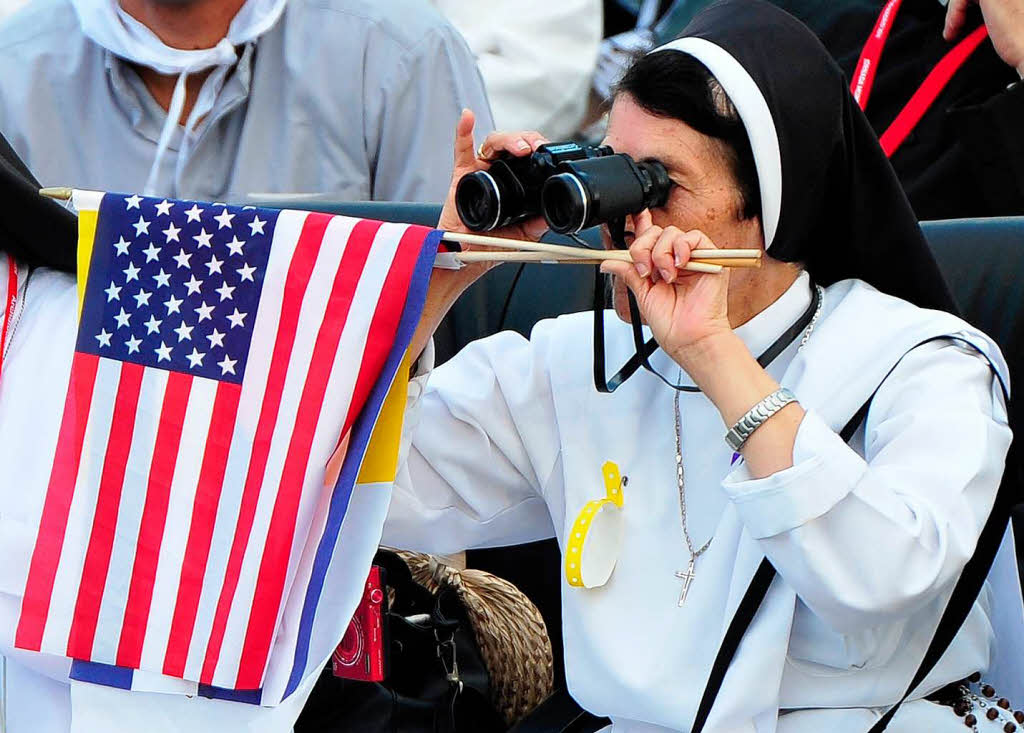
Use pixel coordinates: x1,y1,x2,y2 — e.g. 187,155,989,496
602,94,765,321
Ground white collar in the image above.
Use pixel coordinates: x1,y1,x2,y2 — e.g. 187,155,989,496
731,270,812,360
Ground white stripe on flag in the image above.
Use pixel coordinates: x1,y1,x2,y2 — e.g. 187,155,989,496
210,214,358,687
91,367,169,663
258,221,408,697
179,209,311,682
42,357,122,655
138,376,218,673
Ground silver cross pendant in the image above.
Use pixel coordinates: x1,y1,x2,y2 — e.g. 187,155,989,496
675,557,696,606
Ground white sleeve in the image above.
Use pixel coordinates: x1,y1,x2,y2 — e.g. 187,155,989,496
721,340,1011,633
430,0,603,140
382,329,560,554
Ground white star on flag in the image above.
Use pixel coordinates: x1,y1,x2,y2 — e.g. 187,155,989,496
174,321,194,342
236,263,256,282
227,308,248,329
195,301,215,322
125,194,143,210
144,315,162,334
114,308,131,329
206,328,225,348
96,329,112,347
163,222,181,243
134,289,152,308
105,282,121,302
184,204,204,222
215,282,235,301
142,243,162,262
248,216,266,236
114,237,131,256
218,354,237,375
153,269,171,288
206,255,224,275
173,249,192,269
186,348,206,368
226,236,245,256
184,275,204,295
125,335,142,354
124,263,141,282
164,295,184,315
155,341,173,362
133,216,150,236
154,199,173,216
214,209,235,229
194,229,213,248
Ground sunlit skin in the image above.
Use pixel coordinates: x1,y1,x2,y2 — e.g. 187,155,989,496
409,96,811,478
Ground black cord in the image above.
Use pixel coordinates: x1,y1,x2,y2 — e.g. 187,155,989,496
496,263,526,332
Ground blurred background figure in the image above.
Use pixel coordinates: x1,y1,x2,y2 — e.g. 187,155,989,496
428,0,602,141
0,0,27,20
0,0,493,202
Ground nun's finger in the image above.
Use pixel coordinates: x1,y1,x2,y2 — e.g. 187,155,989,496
628,221,663,279
943,0,974,40
453,109,478,171
651,226,685,283
479,131,549,159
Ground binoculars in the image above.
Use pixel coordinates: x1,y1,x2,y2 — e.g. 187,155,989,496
454,142,674,236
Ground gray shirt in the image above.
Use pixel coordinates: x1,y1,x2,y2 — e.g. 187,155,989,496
0,0,494,202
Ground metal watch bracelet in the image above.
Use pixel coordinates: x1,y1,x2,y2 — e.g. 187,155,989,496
724,387,798,452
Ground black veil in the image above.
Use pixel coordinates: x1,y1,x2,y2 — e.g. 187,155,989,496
0,134,76,273
658,0,957,313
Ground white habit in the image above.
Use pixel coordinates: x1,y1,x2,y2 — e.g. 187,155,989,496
384,272,1024,732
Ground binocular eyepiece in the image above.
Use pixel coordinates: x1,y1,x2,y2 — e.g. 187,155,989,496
455,142,674,235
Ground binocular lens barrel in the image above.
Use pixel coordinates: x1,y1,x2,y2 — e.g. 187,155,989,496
455,171,503,232
541,156,673,235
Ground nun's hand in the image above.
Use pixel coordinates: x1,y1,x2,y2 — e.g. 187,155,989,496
412,111,550,363
600,209,732,363
944,0,1024,76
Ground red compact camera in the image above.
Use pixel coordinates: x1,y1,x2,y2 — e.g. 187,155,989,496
332,565,389,682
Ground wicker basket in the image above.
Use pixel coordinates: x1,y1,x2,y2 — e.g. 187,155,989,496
395,550,554,726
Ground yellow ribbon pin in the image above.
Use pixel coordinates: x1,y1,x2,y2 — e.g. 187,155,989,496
565,461,626,589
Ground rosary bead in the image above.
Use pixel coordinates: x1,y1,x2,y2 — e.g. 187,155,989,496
999,699,1012,710
954,700,972,716
984,686,997,698
989,708,1001,721
1005,724,1017,733
970,672,983,683
965,714,978,727
1014,711,1024,724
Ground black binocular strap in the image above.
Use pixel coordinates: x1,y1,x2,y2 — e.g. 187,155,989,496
591,269,821,394
689,336,1009,733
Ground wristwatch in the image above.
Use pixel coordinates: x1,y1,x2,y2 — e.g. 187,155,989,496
724,387,798,452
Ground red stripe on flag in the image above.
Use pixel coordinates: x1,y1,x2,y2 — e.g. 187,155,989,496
341,225,431,438
162,382,242,677
199,212,332,685
116,371,193,669
234,219,382,688
15,352,101,651
66,361,146,660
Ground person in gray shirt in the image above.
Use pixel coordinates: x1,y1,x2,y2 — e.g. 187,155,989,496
0,0,495,203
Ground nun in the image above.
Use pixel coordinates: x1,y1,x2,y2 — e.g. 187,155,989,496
384,0,1024,730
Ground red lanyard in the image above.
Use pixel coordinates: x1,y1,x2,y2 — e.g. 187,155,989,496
850,0,989,157
0,257,17,388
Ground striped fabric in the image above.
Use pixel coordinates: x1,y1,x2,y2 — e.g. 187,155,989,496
15,191,439,703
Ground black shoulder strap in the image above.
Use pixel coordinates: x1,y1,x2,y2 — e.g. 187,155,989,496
690,336,1009,733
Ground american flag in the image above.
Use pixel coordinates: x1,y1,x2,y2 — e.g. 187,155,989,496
15,191,440,701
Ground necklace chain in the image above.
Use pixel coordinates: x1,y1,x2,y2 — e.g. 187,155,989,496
671,284,825,602
2,266,29,366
